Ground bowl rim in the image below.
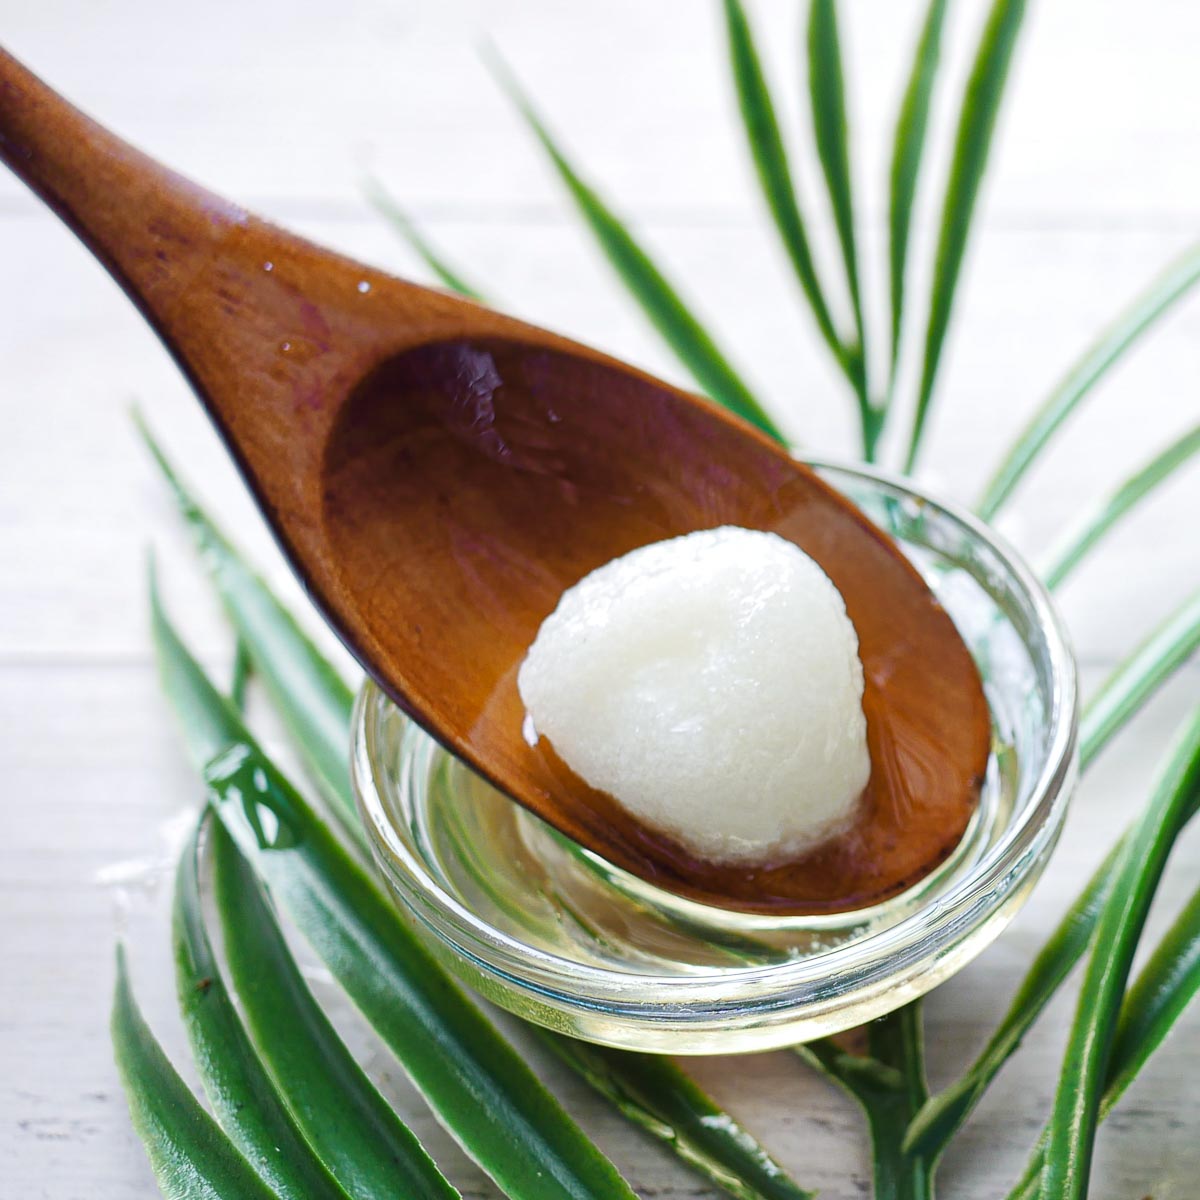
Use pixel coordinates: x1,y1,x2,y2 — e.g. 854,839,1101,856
353,457,1079,1020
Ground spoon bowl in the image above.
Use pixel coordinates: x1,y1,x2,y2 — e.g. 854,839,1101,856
0,48,990,912
354,460,1079,1052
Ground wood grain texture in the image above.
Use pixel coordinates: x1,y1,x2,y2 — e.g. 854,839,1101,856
1,0,1199,1196
1,49,990,913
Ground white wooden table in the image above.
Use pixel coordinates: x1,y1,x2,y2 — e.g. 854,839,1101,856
2,2,1198,1196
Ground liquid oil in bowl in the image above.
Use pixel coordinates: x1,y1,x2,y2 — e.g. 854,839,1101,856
378,521,1029,972
355,464,1072,1051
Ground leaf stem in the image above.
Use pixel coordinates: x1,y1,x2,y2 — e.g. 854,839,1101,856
799,1006,932,1200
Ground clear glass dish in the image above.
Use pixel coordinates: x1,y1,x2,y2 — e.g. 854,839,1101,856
352,459,1078,1054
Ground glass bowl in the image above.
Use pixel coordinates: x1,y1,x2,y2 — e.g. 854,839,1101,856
352,459,1078,1054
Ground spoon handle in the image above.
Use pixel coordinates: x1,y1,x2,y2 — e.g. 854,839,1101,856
0,47,250,338
0,46,462,476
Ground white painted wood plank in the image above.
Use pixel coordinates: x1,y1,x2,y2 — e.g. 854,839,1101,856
2,0,1200,224
2,212,1196,665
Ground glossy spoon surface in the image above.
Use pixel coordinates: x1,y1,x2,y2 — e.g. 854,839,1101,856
0,49,990,913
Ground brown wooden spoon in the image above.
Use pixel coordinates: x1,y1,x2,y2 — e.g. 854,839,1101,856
0,48,990,914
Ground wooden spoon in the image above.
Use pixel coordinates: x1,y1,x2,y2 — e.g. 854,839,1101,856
0,48,990,915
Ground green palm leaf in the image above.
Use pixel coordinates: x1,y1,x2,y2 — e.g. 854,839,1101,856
886,0,950,392
800,1005,932,1199
1040,422,1200,590
978,242,1200,518
806,0,867,389
721,0,846,373
209,820,461,1200
1041,706,1200,1200
364,174,486,302
111,947,283,1200
1080,588,1200,768
152,593,639,1200
541,1037,815,1200
143,434,818,1200
905,0,1028,471
173,826,352,1200
230,636,252,712
1005,880,1200,1199
138,414,365,850
1106,882,1200,1118
485,47,786,443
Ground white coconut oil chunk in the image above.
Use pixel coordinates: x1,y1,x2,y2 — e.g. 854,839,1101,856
517,526,871,865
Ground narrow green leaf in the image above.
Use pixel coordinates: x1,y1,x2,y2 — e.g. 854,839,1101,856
542,1035,815,1200
149,556,245,768
210,820,460,1200
905,0,1028,472
151,598,639,1200
1041,422,1200,590
721,0,846,371
139,416,366,849
1105,881,1200,1118
806,0,865,367
173,826,351,1199
870,1006,934,1199
363,175,487,302
485,47,786,443
796,1039,904,1096
1042,706,1200,1200
1005,882,1200,1200
905,588,1200,1159
886,0,950,391
1003,1142,1044,1200
1080,587,1200,769
977,241,1200,519
230,636,252,713
111,946,283,1200
798,1007,932,1200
